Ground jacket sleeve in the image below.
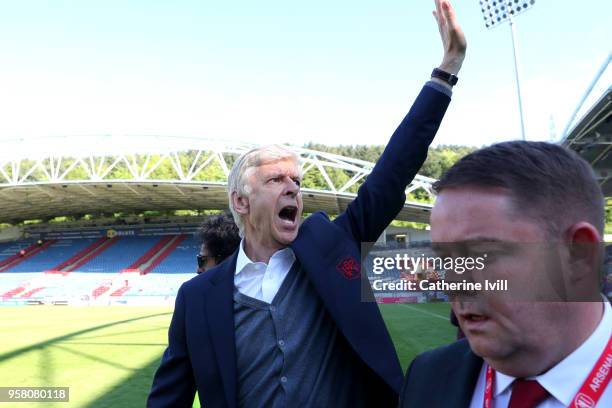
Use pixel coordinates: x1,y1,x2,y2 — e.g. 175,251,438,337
147,286,196,408
333,84,451,244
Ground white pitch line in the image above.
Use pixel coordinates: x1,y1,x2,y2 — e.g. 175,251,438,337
399,304,449,321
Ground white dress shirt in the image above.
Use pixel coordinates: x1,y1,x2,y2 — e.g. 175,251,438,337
469,299,612,408
234,239,296,303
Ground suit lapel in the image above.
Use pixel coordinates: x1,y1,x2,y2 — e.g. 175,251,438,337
291,214,404,393
441,341,483,407
205,253,238,408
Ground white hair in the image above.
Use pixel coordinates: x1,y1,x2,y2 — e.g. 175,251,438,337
227,145,301,237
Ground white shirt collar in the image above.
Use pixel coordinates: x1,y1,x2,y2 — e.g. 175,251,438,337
536,298,611,405
494,370,515,398
235,238,295,276
493,298,612,404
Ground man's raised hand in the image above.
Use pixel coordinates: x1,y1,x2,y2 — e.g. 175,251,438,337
433,0,467,75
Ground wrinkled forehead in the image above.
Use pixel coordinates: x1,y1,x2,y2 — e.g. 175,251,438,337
245,157,302,180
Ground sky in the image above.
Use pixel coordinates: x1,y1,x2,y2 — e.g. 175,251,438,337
0,0,610,148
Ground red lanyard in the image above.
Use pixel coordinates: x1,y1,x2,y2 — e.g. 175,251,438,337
483,363,494,408
570,334,612,407
483,335,612,408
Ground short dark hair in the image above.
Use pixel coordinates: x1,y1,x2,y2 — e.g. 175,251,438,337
433,141,604,235
197,212,240,262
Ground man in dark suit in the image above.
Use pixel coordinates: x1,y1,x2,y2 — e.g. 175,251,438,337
400,142,611,407
148,1,466,406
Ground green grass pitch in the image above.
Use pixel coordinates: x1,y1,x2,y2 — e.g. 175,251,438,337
0,303,455,407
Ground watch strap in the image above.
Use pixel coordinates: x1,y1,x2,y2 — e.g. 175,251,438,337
431,68,459,86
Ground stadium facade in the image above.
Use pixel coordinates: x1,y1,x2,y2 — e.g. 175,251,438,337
3,85,611,307
0,137,435,306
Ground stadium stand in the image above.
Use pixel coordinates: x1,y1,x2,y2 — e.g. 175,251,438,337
0,240,34,262
149,235,200,274
60,237,120,273
121,234,188,274
110,286,131,296
0,225,436,306
5,238,97,273
0,240,56,272
20,287,46,298
76,236,161,273
141,234,188,273
0,228,198,305
2,286,27,300
92,285,111,298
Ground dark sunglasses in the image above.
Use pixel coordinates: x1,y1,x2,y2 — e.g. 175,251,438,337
197,254,220,268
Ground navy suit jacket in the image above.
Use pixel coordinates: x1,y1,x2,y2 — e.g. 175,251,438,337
400,339,483,408
148,85,451,408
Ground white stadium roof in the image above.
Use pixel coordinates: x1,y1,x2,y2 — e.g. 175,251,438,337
0,136,435,224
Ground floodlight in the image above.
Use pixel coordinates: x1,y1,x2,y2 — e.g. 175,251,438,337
479,0,536,29
477,0,537,140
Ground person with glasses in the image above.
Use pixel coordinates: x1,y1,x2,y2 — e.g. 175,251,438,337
196,212,240,274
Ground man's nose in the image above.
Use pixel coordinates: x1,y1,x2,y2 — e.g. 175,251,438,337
284,177,300,196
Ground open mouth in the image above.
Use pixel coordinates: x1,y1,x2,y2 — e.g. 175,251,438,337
278,205,298,224
463,313,487,322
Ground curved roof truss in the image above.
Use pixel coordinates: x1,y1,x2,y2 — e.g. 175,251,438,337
0,136,435,223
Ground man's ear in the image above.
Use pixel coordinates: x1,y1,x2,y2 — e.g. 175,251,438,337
565,222,602,297
231,191,249,216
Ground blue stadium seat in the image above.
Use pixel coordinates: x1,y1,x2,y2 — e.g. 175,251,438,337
149,236,200,274
5,239,97,273
76,236,161,273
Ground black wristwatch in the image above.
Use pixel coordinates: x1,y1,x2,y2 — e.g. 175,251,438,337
431,68,459,86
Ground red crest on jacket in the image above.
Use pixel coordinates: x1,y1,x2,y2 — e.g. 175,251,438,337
336,256,361,280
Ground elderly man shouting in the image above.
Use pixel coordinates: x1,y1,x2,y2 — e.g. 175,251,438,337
148,1,466,406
